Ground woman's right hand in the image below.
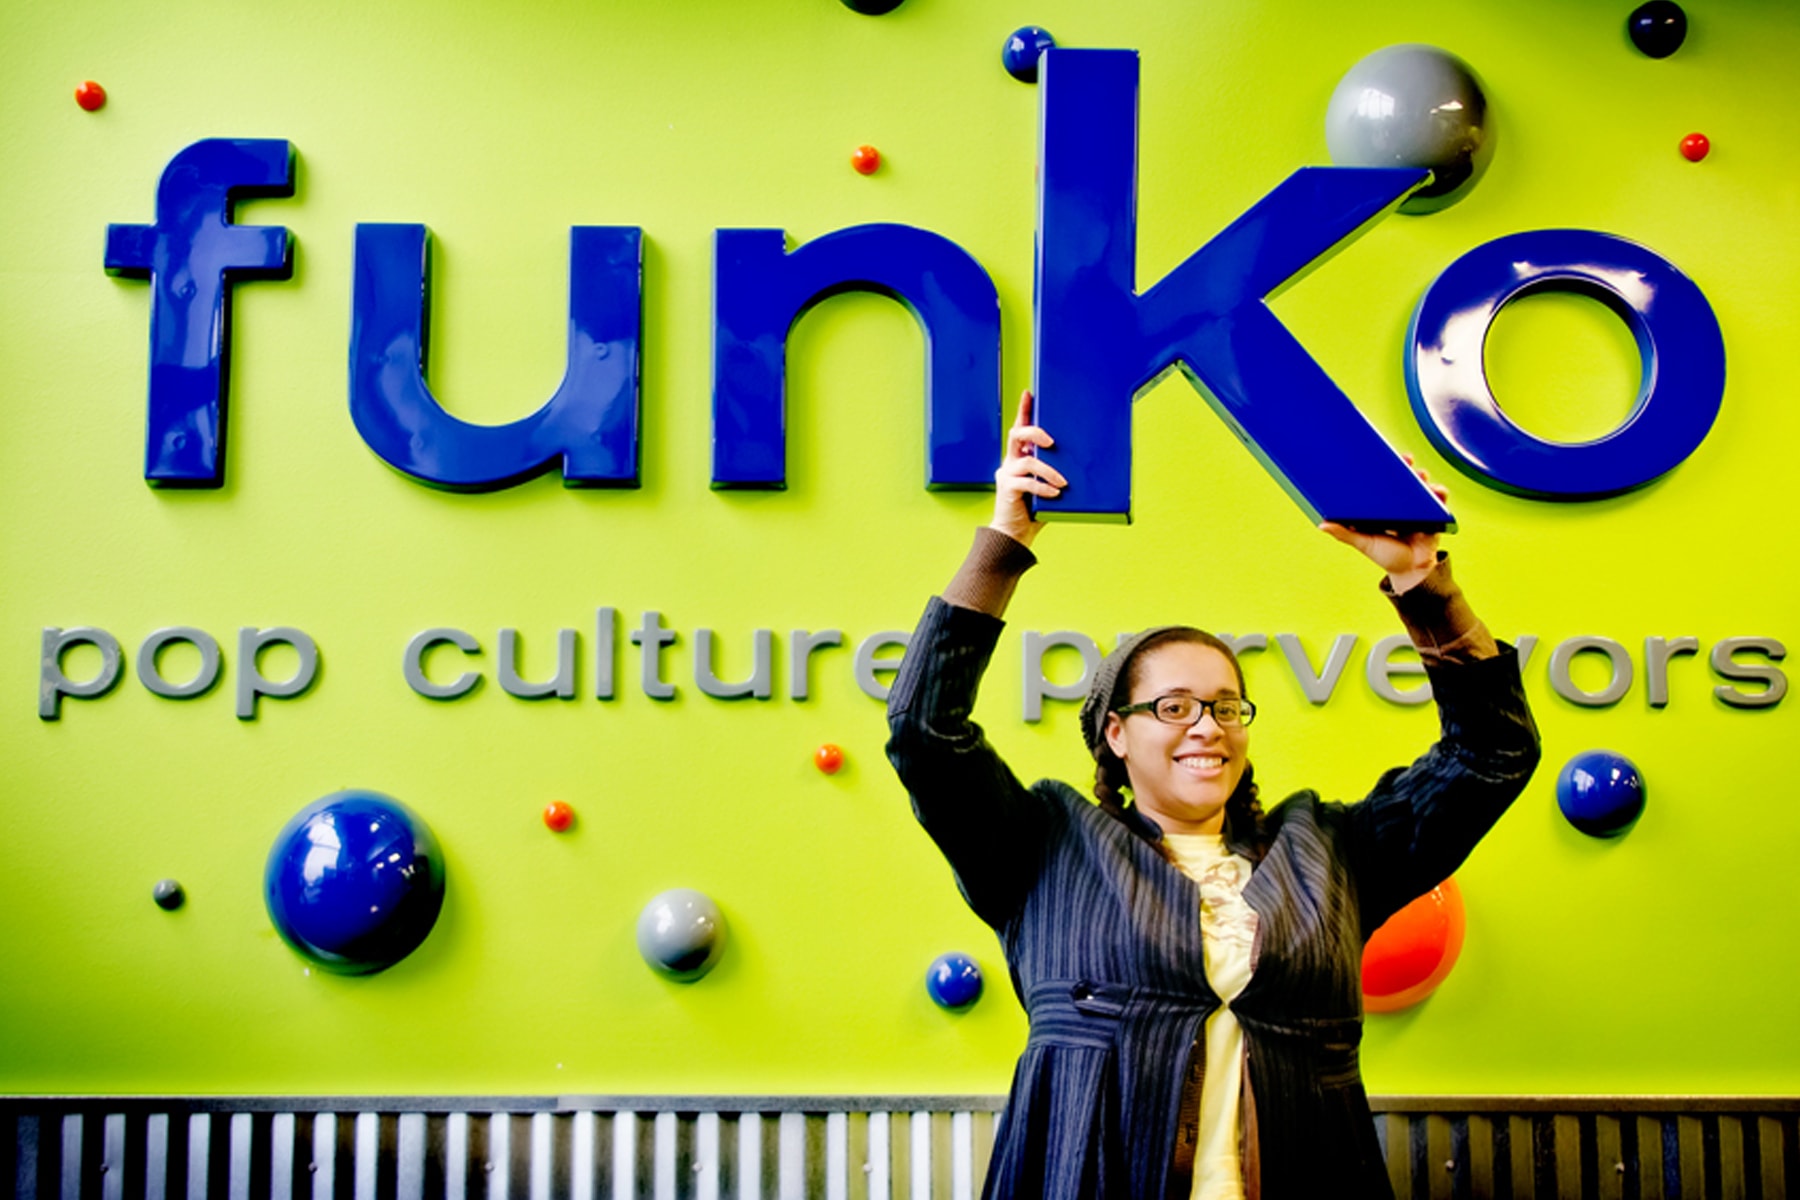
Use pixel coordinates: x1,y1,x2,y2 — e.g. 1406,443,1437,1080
991,389,1066,548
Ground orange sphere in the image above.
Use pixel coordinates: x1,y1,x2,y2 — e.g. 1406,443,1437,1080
850,145,881,175
814,743,845,774
1361,877,1465,1012
543,800,575,832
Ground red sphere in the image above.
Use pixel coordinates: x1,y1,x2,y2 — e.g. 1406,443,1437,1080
1679,132,1710,162
75,81,107,112
543,800,575,832
1361,877,1466,1012
850,145,881,176
814,743,845,775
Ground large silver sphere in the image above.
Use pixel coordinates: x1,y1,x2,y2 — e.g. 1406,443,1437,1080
1325,44,1494,214
636,888,727,982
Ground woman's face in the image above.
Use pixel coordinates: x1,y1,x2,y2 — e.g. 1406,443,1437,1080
1103,641,1249,837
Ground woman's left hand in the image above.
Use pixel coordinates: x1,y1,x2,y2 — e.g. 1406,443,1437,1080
1318,456,1446,593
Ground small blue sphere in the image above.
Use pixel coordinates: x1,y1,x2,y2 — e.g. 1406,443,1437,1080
1556,750,1646,837
926,951,983,1010
1003,27,1057,83
264,790,446,975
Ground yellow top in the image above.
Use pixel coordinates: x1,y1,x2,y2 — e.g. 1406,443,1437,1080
1165,832,1259,1200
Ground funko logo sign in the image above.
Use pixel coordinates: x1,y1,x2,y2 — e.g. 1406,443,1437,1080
105,50,1726,525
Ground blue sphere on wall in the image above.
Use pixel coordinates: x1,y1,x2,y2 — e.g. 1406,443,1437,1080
264,789,446,975
1556,750,1646,837
926,951,983,1010
1003,27,1057,83
637,888,728,982
1325,44,1494,214
1628,1,1688,58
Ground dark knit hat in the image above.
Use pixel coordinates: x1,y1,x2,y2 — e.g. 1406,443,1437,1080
1078,625,1206,758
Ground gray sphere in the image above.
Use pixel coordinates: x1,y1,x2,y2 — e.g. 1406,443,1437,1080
153,878,185,910
1325,44,1494,214
636,888,727,982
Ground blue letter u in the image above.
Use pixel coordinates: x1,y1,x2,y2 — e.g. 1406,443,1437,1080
349,224,643,491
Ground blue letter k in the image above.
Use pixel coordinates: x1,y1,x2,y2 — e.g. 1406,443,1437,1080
105,138,295,487
1032,51,1453,529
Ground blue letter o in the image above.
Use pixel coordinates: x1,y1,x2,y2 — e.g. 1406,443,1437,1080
1407,230,1724,499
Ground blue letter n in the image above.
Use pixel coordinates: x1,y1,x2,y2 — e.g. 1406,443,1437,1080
712,224,1000,491
1033,50,1453,529
104,138,295,488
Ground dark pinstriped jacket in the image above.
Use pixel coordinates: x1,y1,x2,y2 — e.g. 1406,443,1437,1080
886,597,1540,1200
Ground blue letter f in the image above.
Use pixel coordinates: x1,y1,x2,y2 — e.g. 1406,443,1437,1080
105,138,295,487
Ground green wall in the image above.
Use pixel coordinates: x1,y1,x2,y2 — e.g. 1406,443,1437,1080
1,0,1795,1096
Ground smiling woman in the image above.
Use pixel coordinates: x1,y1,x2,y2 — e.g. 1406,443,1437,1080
1095,635,1253,837
884,391,1542,1200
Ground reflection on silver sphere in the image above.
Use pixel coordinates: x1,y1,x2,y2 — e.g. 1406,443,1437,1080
636,888,728,982
1325,44,1493,214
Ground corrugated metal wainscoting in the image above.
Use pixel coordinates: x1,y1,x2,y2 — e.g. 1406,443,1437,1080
5,1095,1796,1199
1372,1097,1800,1200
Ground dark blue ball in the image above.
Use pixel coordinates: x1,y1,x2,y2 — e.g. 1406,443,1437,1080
264,790,446,975
1002,26,1057,84
926,951,983,1009
1628,1,1688,58
1556,751,1646,837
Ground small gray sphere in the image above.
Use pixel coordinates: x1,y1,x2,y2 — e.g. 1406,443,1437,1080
636,888,727,982
1325,44,1494,214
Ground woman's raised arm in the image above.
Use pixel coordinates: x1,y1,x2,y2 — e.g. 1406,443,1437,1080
884,391,1066,928
1326,470,1538,930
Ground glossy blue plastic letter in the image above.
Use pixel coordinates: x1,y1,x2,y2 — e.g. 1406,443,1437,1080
712,224,999,490
350,224,643,491
1407,230,1725,499
1032,50,1452,528
105,138,295,487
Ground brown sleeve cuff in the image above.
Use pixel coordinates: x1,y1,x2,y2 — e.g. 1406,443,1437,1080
1380,552,1500,665
942,527,1038,617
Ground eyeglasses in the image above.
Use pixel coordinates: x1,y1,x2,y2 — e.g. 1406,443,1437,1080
1114,694,1257,728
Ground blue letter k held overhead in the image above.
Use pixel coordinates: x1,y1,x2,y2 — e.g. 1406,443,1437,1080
1031,50,1454,529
